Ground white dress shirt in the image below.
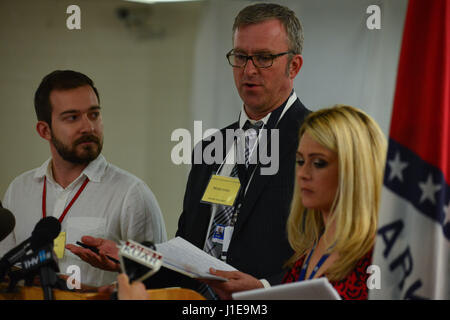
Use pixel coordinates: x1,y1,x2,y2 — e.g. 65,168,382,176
203,92,297,288
1,155,167,287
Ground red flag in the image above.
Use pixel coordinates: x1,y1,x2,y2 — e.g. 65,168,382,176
371,0,450,299
390,0,450,182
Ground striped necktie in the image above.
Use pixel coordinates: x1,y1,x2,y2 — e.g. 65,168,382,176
200,120,264,299
204,120,264,258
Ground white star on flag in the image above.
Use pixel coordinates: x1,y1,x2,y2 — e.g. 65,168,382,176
418,174,441,204
388,152,409,182
444,202,450,225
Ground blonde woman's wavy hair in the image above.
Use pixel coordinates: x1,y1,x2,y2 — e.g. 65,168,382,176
286,105,387,281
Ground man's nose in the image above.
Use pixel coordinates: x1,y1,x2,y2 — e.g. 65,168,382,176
80,114,95,133
243,57,258,75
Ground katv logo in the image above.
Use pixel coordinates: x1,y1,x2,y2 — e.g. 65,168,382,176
22,250,51,270
119,240,163,281
121,241,162,267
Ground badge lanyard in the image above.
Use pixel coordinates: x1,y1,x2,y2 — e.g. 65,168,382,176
297,242,332,281
218,91,297,191
212,91,297,223
210,92,297,260
42,176,89,223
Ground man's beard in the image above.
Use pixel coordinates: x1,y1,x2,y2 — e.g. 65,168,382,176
51,133,103,165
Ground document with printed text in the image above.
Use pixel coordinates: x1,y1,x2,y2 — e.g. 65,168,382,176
155,237,237,281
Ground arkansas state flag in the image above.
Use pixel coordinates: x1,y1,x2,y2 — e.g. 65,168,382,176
370,0,450,299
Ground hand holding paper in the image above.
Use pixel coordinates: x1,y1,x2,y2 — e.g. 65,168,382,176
200,268,264,300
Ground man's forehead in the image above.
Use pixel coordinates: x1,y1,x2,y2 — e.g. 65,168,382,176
50,85,99,113
233,19,288,50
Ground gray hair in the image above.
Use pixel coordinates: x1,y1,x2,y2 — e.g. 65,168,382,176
232,3,304,54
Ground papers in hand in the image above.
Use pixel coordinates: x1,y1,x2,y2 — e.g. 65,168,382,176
232,278,341,300
155,237,236,281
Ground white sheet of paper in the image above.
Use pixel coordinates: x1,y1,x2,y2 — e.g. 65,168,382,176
155,237,237,281
232,278,341,300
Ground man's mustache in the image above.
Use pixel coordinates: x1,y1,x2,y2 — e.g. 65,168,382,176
74,135,101,146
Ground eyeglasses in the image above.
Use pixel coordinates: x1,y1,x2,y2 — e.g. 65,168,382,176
226,50,294,68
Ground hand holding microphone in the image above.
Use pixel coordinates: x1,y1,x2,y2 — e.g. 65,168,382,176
117,273,149,300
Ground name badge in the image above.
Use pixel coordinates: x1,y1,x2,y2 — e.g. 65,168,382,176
212,224,226,244
53,231,66,259
201,175,241,207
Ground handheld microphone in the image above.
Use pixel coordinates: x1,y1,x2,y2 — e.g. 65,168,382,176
0,206,15,242
118,240,163,282
0,216,61,282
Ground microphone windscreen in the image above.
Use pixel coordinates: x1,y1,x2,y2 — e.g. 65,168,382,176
31,217,61,249
0,208,16,242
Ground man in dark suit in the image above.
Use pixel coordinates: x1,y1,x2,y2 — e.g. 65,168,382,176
70,3,310,298
173,2,310,295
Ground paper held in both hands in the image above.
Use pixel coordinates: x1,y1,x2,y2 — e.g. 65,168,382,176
155,237,236,281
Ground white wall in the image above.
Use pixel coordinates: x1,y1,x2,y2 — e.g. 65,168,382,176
191,0,408,134
0,0,205,238
0,0,408,240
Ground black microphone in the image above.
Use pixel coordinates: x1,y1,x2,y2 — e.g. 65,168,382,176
119,240,162,282
0,216,61,282
19,242,60,300
111,240,163,300
0,205,15,242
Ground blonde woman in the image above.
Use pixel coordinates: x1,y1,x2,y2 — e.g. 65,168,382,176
280,105,386,299
201,105,387,300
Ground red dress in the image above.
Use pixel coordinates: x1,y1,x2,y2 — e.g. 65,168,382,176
282,249,373,300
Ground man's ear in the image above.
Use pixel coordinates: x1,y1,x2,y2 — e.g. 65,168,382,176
289,54,303,79
36,121,52,142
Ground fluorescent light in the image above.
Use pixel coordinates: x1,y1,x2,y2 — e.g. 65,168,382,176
124,0,202,3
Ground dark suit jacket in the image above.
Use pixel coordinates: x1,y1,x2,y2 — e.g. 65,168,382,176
146,98,310,291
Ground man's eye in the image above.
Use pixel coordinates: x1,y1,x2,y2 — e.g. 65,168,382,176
235,54,247,61
255,55,272,63
65,115,77,121
90,112,100,119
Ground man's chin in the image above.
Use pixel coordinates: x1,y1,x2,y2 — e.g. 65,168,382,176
67,149,101,165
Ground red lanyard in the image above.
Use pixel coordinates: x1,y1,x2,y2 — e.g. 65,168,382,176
42,176,90,223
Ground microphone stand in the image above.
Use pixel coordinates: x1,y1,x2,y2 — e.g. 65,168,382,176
39,265,59,300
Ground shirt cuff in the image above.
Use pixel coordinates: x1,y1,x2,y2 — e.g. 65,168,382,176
259,279,271,289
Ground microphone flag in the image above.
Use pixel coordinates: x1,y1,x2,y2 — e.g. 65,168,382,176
370,0,450,299
118,240,163,282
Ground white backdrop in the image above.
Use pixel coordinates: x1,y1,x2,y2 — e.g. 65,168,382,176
190,0,408,135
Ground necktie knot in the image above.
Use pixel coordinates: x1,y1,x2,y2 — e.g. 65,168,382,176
243,120,264,132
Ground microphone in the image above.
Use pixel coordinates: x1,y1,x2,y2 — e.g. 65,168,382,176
19,243,60,300
0,205,15,242
110,240,162,300
0,216,61,282
118,240,163,282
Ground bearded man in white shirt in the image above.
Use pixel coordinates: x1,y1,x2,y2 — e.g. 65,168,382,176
0,70,167,288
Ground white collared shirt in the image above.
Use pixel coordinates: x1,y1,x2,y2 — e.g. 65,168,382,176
219,91,297,178
1,155,167,287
